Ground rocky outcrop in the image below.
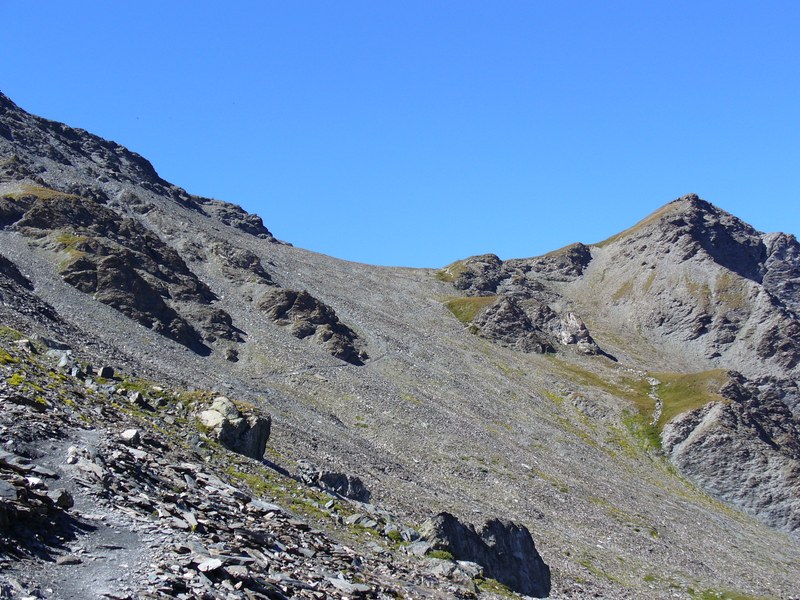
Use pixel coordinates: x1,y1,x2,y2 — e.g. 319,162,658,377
297,460,370,502
465,295,600,355
199,396,271,460
200,198,277,241
448,254,507,295
443,250,602,355
471,296,554,353
257,288,367,365
0,252,31,290
419,512,551,597
763,232,800,315
0,188,245,353
514,242,593,281
208,239,276,285
662,373,800,535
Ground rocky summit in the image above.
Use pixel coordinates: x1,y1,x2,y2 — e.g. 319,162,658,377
1,91,799,600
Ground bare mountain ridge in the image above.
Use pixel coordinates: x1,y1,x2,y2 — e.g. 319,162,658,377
444,195,800,379
2,91,800,599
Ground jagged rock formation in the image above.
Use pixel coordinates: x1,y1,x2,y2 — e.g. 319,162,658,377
662,372,800,533
565,195,800,378
257,289,367,365
1,186,240,354
420,512,551,598
471,296,556,353
442,253,603,355
297,460,370,502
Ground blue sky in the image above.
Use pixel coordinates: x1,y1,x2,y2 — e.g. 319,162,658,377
3,2,799,267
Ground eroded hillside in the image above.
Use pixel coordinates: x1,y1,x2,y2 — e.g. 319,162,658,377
2,91,800,599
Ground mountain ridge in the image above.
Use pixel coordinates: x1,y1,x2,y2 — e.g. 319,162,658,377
2,91,800,599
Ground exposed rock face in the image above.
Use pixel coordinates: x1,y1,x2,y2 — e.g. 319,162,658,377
471,296,554,353
567,194,800,378
258,288,367,365
0,251,31,289
662,373,800,535
199,198,276,240
763,232,800,315
450,253,507,295
0,188,248,353
199,396,271,460
443,250,602,356
297,460,370,502
461,292,600,355
419,512,551,598
208,239,275,285
516,242,594,280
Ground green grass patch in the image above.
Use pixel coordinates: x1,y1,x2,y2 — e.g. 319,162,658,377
552,359,652,410
622,411,662,451
475,577,516,597
714,272,748,311
543,389,565,406
54,232,91,264
8,372,25,386
612,279,634,301
435,259,468,283
426,549,454,561
642,271,657,294
386,529,403,542
651,370,728,428
0,327,24,341
445,296,497,323
0,348,17,365
402,393,421,405
5,185,81,201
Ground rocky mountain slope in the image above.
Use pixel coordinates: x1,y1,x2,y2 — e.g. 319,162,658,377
2,91,800,599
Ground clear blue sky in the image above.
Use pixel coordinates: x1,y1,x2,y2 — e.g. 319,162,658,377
3,2,799,267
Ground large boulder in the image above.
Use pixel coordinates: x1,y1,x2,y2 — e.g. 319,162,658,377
419,512,551,598
297,460,370,502
199,397,271,460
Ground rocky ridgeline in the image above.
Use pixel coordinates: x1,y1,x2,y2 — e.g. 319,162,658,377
0,91,275,241
585,195,800,376
0,332,550,599
437,195,800,541
0,92,367,366
441,253,603,356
